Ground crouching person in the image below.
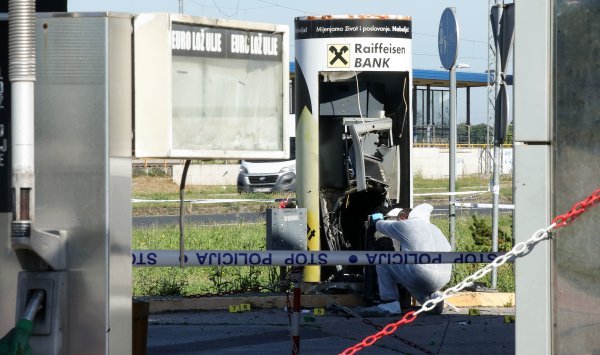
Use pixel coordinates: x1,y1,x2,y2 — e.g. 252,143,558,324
365,203,452,316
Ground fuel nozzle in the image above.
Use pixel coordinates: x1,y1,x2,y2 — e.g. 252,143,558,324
0,290,44,355
21,290,44,322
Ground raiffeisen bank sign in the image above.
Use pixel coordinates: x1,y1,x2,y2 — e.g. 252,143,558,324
295,16,412,70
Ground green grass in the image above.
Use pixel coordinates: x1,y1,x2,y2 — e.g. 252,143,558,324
413,174,513,203
133,215,515,296
132,175,293,216
132,223,283,296
133,174,512,205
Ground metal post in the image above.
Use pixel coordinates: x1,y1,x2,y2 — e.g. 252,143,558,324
487,0,499,175
466,86,471,127
291,267,302,355
9,0,36,235
449,66,457,251
491,3,503,290
426,85,431,143
296,110,320,283
466,86,471,147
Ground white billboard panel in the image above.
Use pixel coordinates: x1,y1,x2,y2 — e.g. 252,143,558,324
134,13,289,159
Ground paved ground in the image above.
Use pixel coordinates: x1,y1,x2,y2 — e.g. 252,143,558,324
146,306,515,354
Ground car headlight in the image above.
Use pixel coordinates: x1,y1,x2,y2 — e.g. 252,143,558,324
239,166,248,174
279,165,296,174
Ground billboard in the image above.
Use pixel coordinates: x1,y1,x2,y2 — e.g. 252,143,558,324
134,14,289,159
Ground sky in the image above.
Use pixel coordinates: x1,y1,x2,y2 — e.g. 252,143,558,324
68,0,493,125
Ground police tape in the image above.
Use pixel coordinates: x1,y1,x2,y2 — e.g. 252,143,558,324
454,202,514,210
131,250,508,267
413,189,489,197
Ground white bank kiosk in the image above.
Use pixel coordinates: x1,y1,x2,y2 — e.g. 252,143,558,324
294,16,413,283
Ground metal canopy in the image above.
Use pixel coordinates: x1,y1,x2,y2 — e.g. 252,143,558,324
412,69,490,88
289,62,493,88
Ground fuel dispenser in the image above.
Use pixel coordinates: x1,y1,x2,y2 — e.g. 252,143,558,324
0,11,133,354
294,16,413,284
1,8,289,354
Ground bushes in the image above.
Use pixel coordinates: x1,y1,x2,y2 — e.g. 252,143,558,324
433,214,514,292
469,215,513,252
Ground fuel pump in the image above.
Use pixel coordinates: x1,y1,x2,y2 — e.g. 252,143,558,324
0,1,68,352
1,7,133,354
294,15,414,285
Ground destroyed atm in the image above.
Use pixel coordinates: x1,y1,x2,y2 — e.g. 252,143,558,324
294,16,413,283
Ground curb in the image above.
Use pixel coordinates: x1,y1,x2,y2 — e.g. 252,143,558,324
447,291,514,308
144,292,515,314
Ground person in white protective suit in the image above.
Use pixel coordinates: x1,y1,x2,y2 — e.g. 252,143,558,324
366,203,452,316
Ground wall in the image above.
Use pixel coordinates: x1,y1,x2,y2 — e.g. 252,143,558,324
413,147,512,178
172,164,240,185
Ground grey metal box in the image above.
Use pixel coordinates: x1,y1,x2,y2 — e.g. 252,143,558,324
35,13,132,354
513,0,551,142
266,208,307,250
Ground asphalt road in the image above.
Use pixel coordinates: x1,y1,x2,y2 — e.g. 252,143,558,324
146,307,515,355
132,205,513,227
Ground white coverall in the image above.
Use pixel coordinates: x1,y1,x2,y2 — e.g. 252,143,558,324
374,203,452,304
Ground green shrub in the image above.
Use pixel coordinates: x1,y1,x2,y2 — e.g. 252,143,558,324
433,215,515,292
469,215,513,251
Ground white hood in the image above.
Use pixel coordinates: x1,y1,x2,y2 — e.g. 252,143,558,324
408,203,433,222
240,160,296,174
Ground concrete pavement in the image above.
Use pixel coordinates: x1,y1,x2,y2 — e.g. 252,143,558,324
146,304,515,354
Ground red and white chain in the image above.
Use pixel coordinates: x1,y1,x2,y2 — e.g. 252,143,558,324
340,188,600,355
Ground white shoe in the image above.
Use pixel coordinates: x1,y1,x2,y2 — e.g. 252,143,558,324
360,300,402,317
378,300,402,315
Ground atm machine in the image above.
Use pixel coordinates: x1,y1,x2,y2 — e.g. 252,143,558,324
294,15,413,284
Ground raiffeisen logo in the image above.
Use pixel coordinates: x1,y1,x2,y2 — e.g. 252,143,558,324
327,44,350,68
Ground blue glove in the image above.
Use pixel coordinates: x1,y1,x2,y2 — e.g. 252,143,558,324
371,213,384,222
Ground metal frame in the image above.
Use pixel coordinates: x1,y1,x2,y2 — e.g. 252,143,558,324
513,0,552,353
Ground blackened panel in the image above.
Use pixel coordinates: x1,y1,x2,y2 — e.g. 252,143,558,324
318,118,346,189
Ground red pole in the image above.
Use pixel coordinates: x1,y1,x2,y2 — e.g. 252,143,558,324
291,267,302,355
